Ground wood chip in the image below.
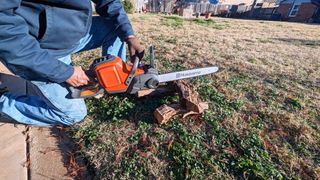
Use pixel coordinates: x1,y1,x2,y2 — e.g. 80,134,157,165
154,104,182,124
182,111,199,118
197,102,209,113
136,89,157,97
136,86,175,97
115,146,128,162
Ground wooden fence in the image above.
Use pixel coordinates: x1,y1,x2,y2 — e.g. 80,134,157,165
148,0,176,13
142,0,278,19
145,1,243,15
147,0,219,14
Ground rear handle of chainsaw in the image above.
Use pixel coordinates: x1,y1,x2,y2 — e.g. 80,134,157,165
69,82,105,99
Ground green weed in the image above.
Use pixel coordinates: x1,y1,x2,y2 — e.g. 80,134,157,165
137,13,158,21
86,95,135,121
75,121,102,148
197,80,242,121
162,16,184,27
121,0,134,13
284,97,303,112
230,132,283,179
226,74,248,88
191,18,224,29
165,37,177,44
192,18,216,26
161,59,186,72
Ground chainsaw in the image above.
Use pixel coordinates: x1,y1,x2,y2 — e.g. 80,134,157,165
69,46,219,98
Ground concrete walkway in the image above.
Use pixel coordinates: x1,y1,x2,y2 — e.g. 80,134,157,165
0,62,88,179
0,123,27,180
0,122,87,180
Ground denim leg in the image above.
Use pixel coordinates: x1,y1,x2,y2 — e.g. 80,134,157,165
75,16,126,61
0,92,86,126
0,55,87,126
103,37,126,61
29,55,87,125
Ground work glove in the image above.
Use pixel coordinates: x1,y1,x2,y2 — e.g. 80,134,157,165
125,35,144,63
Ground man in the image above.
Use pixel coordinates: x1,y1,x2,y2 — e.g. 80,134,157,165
0,0,144,125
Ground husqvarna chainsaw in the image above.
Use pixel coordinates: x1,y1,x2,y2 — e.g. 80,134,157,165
70,46,219,98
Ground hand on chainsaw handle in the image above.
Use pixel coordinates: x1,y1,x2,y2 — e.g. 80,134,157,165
66,66,90,87
126,35,144,63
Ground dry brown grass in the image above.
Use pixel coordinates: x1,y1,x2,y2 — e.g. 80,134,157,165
73,14,320,179
133,15,320,81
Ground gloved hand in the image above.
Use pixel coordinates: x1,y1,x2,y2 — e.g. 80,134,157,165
126,35,144,62
66,66,90,87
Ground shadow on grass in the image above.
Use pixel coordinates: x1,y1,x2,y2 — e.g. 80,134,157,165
85,93,179,124
273,38,320,47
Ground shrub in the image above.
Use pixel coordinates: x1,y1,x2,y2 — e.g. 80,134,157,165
122,0,134,14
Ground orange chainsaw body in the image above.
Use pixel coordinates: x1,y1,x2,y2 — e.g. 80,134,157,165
94,56,144,93
72,53,159,98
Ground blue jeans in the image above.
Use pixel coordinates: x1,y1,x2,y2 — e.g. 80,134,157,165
0,16,126,126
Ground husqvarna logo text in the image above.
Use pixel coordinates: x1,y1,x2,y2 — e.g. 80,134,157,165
176,71,201,79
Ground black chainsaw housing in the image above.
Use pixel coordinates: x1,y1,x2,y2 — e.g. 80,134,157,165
126,66,159,94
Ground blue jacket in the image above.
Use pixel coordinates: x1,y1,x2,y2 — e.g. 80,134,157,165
0,0,134,83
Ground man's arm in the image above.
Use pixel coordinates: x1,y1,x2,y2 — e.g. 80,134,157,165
92,0,144,60
0,0,74,83
92,0,134,41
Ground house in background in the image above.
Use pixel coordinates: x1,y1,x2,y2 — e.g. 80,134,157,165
213,0,279,18
277,0,320,22
142,0,320,23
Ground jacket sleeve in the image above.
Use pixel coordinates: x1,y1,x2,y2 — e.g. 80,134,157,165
0,1,74,83
92,0,134,41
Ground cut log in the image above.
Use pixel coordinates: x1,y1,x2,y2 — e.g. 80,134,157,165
174,80,208,113
153,80,209,123
153,104,182,124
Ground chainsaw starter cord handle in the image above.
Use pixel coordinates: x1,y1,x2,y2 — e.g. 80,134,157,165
125,56,139,86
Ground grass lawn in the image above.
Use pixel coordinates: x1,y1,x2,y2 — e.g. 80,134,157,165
71,14,320,179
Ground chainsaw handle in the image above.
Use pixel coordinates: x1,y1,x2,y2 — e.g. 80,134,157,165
125,56,139,86
69,86,82,99
68,82,104,99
